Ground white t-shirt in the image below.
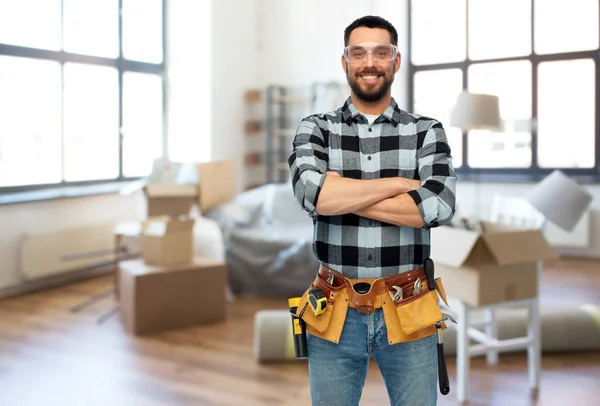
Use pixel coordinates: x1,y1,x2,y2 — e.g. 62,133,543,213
363,113,380,125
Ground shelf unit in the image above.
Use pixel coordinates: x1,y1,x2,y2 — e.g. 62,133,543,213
243,89,267,190
243,83,347,189
265,85,312,184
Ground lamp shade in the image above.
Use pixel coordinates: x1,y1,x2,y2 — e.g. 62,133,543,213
450,91,501,131
525,170,593,232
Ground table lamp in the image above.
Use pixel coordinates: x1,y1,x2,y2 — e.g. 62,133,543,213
450,91,501,132
450,91,502,220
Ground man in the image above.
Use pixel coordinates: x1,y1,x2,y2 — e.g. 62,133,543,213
288,15,457,406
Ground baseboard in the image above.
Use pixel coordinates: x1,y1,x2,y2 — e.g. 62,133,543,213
556,247,600,259
0,264,115,301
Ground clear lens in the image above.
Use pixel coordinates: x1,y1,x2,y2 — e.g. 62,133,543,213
345,44,396,63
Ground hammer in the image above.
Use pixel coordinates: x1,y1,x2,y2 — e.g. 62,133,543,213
437,312,457,395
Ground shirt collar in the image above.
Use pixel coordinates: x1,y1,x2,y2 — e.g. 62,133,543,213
341,96,402,126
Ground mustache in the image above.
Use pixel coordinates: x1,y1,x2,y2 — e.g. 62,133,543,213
356,69,384,75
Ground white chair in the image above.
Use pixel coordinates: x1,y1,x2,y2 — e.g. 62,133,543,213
452,194,545,403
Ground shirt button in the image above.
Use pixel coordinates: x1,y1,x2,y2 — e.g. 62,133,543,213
367,155,372,161
368,255,373,261
368,128,373,132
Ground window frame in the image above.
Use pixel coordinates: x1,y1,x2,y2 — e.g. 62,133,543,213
0,0,167,195
407,0,600,179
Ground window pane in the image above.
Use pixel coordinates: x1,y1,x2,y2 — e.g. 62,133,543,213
63,0,119,58
122,72,163,177
413,69,463,167
538,59,595,168
411,0,466,65
468,61,532,168
0,57,62,187
0,0,61,50
63,63,119,181
535,0,599,54
123,0,163,63
469,0,531,60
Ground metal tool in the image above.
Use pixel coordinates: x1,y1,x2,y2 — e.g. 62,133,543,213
436,312,457,395
412,277,422,295
389,285,403,302
327,274,335,286
440,312,457,324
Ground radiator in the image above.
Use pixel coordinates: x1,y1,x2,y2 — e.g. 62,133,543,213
20,223,120,280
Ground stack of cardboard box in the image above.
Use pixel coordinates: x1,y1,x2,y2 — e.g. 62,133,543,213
118,160,236,335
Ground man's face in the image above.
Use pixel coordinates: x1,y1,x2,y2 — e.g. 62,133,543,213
342,27,401,103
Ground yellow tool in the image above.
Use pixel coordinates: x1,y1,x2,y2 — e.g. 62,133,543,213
308,288,327,317
288,297,308,359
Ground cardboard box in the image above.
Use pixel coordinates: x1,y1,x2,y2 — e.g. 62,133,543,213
141,217,194,266
143,183,198,218
125,159,237,217
197,160,237,213
430,221,558,306
119,257,228,335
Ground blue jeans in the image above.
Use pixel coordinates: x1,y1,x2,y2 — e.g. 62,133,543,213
307,307,438,406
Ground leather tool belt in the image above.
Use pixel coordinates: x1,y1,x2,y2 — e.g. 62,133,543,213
316,265,428,313
296,265,449,345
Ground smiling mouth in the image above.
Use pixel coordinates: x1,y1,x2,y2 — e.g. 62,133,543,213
358,73,383,84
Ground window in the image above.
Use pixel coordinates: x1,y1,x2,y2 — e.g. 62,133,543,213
0,0,165,191
409,0,599,176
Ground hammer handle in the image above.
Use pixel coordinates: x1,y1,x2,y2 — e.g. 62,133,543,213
437,342,450,395
424,258,436,291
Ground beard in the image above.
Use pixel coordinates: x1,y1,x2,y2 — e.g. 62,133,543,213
346,65,394,103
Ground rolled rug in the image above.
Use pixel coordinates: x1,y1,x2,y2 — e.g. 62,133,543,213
254,310,297,363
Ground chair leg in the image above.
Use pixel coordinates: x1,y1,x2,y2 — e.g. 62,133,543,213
527,298,541,398
456,301,469,403
484,307,498,365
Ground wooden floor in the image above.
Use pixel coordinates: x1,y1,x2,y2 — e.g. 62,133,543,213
0,258,599,406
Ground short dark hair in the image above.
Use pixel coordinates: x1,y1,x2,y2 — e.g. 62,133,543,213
344,15,398,46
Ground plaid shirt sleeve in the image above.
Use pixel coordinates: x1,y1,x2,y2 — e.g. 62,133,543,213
288,116,327,216
407,121,457,228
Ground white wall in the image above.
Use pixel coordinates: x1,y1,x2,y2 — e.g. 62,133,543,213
211,0,260,191
167,0,212,163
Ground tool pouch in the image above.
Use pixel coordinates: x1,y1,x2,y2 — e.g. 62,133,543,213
383,277,449,344
394,289,441,335
295,274,349,344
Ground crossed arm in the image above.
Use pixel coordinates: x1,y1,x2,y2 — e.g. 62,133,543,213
317,171,425,228
289,117,456,230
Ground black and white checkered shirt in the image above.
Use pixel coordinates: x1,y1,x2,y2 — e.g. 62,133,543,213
288,97,457,279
